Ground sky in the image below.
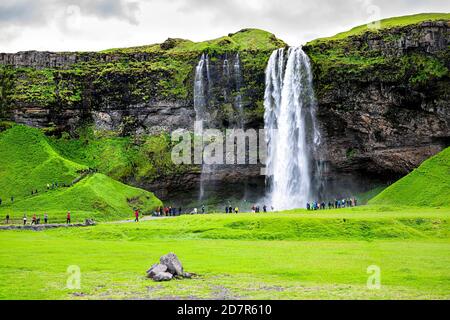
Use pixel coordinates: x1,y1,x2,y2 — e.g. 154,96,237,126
0,0,449,53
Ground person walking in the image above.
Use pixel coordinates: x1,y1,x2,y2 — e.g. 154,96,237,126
5,214,9,224
23,214,27,225
229,206,232,214
193,207,198,214
134,209,139,222
225,206,229,214
31,214,37,225
66,211,71,224
44,213,48,224
202,205,205,214
234,207,239,214
263,205,267,213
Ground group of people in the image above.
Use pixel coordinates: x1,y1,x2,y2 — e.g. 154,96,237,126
250,204,271,213
307,197,358,210
3,211,72,225
153,206,184,217
225,205,240,214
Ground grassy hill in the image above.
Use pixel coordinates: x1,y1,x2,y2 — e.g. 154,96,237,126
311,13,450,43
0,125,162,221
0,125,85,201
369,147,450,207
101,28,286,54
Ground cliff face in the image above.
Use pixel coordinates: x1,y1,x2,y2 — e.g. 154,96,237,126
0,29,282,135
304,20,450,180
1,20,449,196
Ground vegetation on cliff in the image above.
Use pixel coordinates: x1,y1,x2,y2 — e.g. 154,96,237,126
370,147,450,207
303,13,449,100
0,29,285,115
311,13,450,42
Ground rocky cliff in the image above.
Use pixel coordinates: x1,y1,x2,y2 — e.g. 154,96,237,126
1,17,449,198
0,29,283,134
304,18,450,183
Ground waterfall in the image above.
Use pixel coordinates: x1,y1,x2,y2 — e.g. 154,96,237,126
264,47,323,210
194,53,208,122
194,52,247,202
233,53,244,127
194,53,210,200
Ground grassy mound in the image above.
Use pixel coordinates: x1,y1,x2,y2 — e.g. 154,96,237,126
1,173,162,222
369,148,450,207
0,125,85,201
313,13,450,42
0,125,162,221
102,28,286,54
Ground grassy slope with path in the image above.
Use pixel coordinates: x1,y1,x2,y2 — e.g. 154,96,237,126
0,125,162,222
0,208,448,299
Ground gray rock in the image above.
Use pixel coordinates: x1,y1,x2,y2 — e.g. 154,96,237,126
160,253,183,276
146,263,168,278
84,219,95,226
152,272,173,282
182,272,193,279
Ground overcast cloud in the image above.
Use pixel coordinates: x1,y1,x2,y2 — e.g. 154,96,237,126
0,0,449,52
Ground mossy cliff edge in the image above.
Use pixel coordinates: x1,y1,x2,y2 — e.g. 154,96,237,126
0,14,449,196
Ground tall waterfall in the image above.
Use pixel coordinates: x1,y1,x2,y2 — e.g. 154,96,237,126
264,47,323,210
194,53,210,200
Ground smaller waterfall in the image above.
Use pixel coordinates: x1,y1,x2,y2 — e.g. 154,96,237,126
233,53,244,127
194,52,248,201
264,47,323,210
223,55,231,100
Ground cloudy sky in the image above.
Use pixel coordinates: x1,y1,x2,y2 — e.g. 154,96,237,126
1,0,449,53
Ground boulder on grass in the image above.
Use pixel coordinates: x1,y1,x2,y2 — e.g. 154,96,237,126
146,263,168,279
153,272,173,282
160,253,183,276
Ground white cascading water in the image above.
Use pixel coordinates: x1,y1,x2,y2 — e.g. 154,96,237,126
233,53,244,127
194,53,210,200
264,47,322,210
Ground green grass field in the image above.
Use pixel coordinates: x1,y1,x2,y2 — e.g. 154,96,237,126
0,208,449,300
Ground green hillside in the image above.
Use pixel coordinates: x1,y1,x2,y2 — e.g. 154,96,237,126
1,173,162,222
0,125,162,221
369,147,450,207
0,125,85,201
312,13,450,42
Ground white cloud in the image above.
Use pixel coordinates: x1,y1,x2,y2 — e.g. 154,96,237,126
0,0,449,52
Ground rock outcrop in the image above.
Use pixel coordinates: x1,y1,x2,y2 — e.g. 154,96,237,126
146,253,194,282
303,20,450,182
